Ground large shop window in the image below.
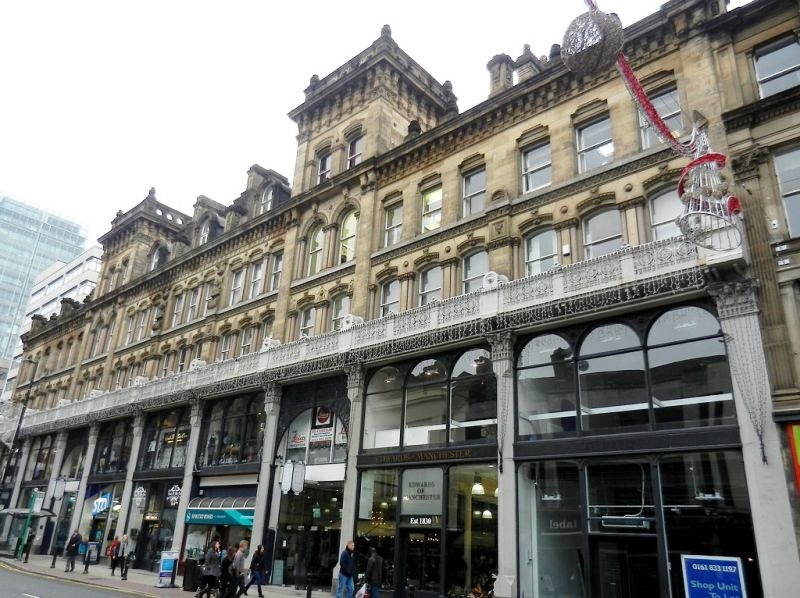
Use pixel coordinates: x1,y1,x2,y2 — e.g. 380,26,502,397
362,349,496,451
517,306,735,439
356,464,498,597
282,407,348,465
24,435,54,481
198,396,265,467
517,452,761,598
138,408,191,471
93,420,133,474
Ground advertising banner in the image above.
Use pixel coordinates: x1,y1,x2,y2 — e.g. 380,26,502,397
681,555,747,598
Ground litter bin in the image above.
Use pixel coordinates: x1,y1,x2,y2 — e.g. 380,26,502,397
182,558,201,592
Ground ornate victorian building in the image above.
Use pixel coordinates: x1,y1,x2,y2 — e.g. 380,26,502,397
2,1,799,596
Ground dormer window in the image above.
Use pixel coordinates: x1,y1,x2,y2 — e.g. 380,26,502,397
318,152,332,184
258,188,274,215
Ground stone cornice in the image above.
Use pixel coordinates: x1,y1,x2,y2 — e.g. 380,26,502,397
722,86,800,133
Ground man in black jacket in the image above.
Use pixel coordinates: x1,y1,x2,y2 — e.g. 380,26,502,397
64,530,82,572
336,540,355,598
365,546,385,597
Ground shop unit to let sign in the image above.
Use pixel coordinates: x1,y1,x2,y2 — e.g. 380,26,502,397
681,555,747,598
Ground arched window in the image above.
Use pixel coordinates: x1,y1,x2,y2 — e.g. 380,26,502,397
525,230,558,276
198,396,265,466
307,226,325,276
281,406,347,465
462,251,489,294
583,209,622,259
347,135,364,168
93,420,133,474
650,190,682,241
362,349,497,450
138,408,190,470
318,151,332,184
199,220,211,245
419,266,442,306
331,295,351,331
299,306,316,338
60,444,85,479
25,435,54,481
338,211,358,264
118,260,129,286
380,280,400,316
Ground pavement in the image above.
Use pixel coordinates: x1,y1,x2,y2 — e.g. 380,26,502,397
0,553,333,598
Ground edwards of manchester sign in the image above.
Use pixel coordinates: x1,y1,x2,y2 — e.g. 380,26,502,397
357,445,496,467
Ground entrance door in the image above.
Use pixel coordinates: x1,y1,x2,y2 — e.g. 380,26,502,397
590,536,659,598
398,529,441,598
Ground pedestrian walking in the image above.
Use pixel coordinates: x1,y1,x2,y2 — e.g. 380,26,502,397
108,536,120,575
219,546,237,598
336,540,356,598
365,546,385,596
64,530,81,572
232,540,249,597
196,540,222,598
117,534,130,580
239,544,266,597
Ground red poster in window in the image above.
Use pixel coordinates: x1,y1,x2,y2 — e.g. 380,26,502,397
315,406,331,427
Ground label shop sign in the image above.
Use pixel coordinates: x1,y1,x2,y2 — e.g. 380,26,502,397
401,468,443,516
681,555,747,598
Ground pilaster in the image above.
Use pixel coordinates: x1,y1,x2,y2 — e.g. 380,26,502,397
488,331,516,598
117,411,145,538
251,382,282,552
69,423,99,534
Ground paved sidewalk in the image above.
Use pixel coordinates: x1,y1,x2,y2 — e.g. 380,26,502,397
0,554,333,598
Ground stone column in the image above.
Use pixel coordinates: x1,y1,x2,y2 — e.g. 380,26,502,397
69,423,99,534
117,411,145,537
334,366,364,588
489,331,516,598
250,382,281,552
400,273,415,310
710,281,800,598
171,398,203,553
324,224,338,269
43,431,69,505
5,437,32,523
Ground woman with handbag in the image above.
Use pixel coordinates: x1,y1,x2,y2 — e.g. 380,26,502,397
196,540,222,598
239,544,266,598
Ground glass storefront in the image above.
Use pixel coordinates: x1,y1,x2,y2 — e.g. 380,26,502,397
127,480,181,570
517,452,762,597
184,494,255,559
138,408,190,471
197,396,265,466
93,419,133,474
77,482,124,552
357,464,498,598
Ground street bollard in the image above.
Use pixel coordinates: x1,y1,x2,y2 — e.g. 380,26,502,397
50,545,59,568
306,571,313,598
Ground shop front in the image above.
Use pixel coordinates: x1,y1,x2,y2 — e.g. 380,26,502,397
357,348,498,598
514,304,763,597
77,481,124,551
184,494,255,559
271,378,349,588
127,479,182,571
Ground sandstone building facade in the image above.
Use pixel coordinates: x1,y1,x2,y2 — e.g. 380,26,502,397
1,1,800,596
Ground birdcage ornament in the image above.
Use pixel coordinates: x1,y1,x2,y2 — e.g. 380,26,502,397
676,151,742,251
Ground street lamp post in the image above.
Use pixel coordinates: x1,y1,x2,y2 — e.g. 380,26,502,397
0,358,39,501
49,477,66,567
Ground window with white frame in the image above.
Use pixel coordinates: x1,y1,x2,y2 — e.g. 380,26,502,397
160,352,173,377
125,314,136,345
199,220,211,245
331,295,351,331
219,332,235,361
240,326,254,355
187,287,200,321
318,152,332,184
419,266,442,306
249,261,264,299
384,203,403,247
136,309,149,341
577,116,614,173
421,186,442,232
640,87,682,149
269,251,283,292
299,306,316,338
650,190,683,240
339,211,358,264
229,268,244,305
380,280,400,317
462,251,489,294
258,187,273,215
177,346,191,372
463,168,486,216
755,36,800,98
522,142,552,193
203,282,215,316
114,367,126,389
584,210,623,259
307,226,325,276
775,147,800,236
525,230,559,276
119,261,129,287
193,342,205,361
172,293,185,327
261,320,273,344
348,135,364,168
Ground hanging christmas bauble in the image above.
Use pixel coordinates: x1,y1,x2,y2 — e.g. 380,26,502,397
561,10,624,76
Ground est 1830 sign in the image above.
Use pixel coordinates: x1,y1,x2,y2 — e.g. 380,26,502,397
681,555,747,598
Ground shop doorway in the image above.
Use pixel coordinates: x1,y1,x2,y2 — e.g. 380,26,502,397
398,528,441,598
590,536,658,597
134,520,171,571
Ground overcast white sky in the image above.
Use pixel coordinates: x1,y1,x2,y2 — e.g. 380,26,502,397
0,0,751,245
